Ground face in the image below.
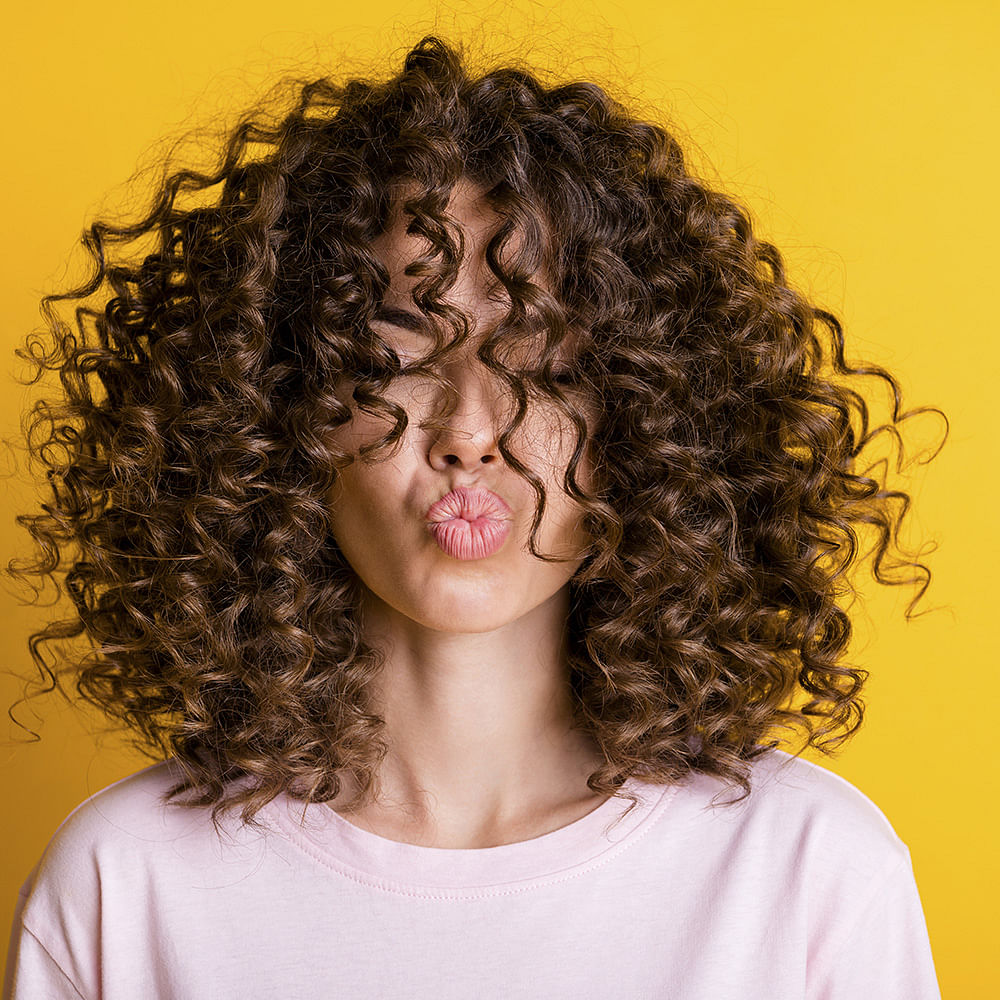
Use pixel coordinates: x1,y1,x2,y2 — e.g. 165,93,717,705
326,177,596,636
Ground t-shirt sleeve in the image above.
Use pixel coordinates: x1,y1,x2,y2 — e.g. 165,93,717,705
3,801,106,1000
809,849,940,1000
4,918,87,1000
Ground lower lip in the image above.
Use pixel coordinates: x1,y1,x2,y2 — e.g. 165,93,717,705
427,516,511,560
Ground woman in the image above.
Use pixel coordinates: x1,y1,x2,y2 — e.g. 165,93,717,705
3,34,943,999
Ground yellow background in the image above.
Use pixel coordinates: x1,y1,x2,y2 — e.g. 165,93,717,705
1,1,995,995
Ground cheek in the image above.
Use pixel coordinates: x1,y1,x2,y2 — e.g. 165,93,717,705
326,383,404,466
524,409,597,545
538,402,598,487
326,468,400,580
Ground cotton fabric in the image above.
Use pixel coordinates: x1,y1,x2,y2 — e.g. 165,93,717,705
3,748,940,999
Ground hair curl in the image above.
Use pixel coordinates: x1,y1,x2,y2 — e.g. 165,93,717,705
6,34,947,827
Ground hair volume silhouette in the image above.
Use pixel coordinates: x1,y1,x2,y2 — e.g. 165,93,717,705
6,35,946,828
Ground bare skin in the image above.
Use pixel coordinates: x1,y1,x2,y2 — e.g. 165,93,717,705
323,177,609,849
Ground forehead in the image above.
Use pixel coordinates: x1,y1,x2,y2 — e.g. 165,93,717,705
371,177,553,331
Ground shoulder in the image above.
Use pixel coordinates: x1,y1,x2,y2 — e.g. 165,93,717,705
12,764,275,998
751,750,895,820
751,747,905,842
37,758,199,859
664,748,911,877
18,760,258,919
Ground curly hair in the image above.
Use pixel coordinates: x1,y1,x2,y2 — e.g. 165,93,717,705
6,34,946,828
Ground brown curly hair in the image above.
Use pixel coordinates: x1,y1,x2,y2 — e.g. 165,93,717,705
5,34,946,828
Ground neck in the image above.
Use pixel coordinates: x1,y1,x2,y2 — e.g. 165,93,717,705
326,585,606,847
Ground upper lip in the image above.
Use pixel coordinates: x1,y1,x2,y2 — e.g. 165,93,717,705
425,486,512,523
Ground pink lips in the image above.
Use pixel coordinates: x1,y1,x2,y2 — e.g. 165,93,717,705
425,487,513,560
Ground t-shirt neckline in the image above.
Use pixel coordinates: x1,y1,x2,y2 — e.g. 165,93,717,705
264,776,676,898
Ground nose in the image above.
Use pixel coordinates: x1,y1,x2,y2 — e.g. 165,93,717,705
426,356,509,472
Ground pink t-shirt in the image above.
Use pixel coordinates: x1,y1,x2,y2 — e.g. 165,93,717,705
3,748,939,999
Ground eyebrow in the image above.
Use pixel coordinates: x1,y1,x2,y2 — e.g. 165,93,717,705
372,306,549,337
371,306,433,332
